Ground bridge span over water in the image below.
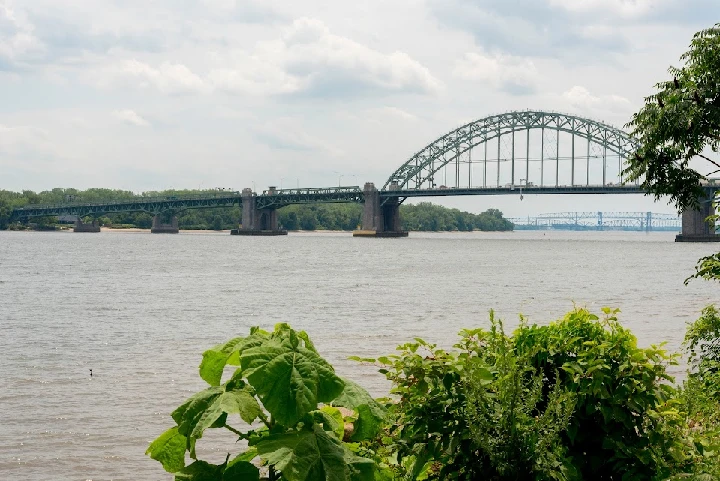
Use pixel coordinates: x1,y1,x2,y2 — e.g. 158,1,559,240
510,212,682,231
10,111,719,242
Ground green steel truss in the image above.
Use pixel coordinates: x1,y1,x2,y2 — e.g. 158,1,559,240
254,187,364,209
383,111,640,190
11,193,242,220
10,188,366,220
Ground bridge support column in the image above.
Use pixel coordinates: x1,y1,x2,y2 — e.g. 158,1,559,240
74,219,100,233
676,192,720,242
231,188,287,236
151,213,179,234
353,183,408,238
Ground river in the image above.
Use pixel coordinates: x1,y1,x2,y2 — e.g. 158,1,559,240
0,230,718,480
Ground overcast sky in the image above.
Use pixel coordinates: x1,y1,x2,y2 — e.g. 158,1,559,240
1,0,717,217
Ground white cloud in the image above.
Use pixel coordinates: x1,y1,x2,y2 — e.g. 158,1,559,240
254,118,344,156
453,51,538,95
278,17,443,96
0,1,44,65
548,0,657,18
373,106,418,122
562,85,633,114
96,59,209,95
208,17,444,97
86,17,442,99
112,109,150,127
208,55,301,95
0,123,54,168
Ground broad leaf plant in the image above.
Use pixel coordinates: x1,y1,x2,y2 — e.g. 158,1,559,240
147,324,385,481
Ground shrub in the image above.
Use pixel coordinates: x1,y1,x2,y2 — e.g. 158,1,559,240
669,306,720,480
371,308,688,481
146,324,385,481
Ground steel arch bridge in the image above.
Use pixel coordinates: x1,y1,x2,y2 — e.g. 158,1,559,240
383,111,640,192
509,212,681,231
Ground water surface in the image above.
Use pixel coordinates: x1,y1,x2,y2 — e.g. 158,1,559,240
0,230,717,480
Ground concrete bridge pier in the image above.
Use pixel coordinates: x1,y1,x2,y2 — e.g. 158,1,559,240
74,218,100,233
353,183,408,238
676,192,720,242
231,188,287,236
151,213,179,234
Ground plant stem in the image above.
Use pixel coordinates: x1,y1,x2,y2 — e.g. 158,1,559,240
225,424,245,438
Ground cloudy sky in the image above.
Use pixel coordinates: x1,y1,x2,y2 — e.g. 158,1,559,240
1,0,717,216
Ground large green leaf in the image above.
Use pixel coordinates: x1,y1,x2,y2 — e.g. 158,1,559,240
172,386,224,456
199,337,245,386
199,333,270,386
174,461,223,481
172,383,263,457
224,457,260,481
146,426,187,473
256,424,374,481
241,324,345,426
316,406,345,440
332,379,386,441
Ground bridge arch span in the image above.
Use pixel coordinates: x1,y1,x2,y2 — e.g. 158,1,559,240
383,111,639,191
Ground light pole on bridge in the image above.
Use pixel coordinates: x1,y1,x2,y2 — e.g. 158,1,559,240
333,171,343,187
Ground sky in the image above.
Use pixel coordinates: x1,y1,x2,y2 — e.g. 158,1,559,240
1,0,718,217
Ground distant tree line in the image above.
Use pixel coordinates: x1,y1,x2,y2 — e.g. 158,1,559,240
0,188,513,232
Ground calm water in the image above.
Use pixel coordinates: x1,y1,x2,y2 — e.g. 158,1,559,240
1,230,718,480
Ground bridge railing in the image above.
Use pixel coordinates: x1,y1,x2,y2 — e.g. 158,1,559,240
261,186,362,196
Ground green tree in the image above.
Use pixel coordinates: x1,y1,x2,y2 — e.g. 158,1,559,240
624,23,720,281
0,199,11,230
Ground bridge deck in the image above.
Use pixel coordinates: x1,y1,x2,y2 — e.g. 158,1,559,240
381,185,645,198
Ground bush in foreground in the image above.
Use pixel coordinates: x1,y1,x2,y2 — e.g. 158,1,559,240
148,309,720,480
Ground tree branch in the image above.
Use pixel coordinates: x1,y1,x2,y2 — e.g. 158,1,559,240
695,152,720,169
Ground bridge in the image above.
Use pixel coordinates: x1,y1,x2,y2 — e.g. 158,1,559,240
9,110,719,241
509,212,681,231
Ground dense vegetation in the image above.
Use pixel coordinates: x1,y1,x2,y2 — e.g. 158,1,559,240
149,309,720,481
0,189,513,232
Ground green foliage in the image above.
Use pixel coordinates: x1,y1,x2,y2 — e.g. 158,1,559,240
515,308,685,480
368,308,687,481
686,253,720,285
625,23,720,211
400,203,513,232
671,306,720,480
147,324,385,481
464,317,577,481
685,305,720,367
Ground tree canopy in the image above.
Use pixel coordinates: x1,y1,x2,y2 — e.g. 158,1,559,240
625,23,720,283
625,23,720,210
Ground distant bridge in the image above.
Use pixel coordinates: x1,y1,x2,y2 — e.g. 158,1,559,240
8,110,718,241
509,212,681,232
